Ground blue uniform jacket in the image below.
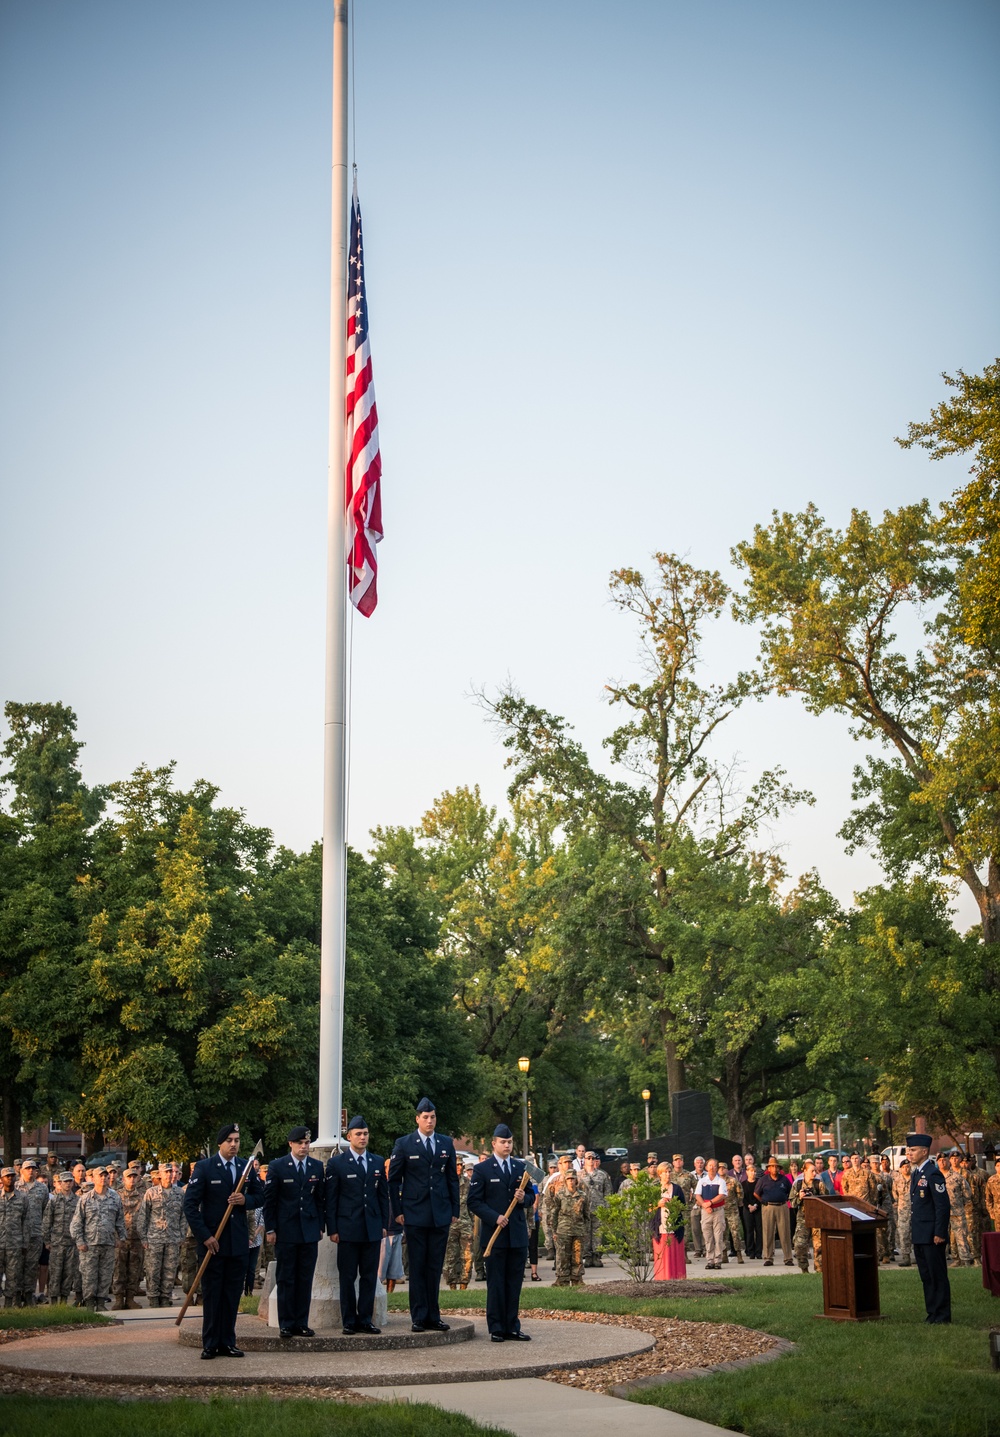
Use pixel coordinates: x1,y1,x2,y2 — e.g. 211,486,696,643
183,1154,264,1256
387,1131,460,1228
326,1150,390,1243
910,1158,951,1243
262,1154,326,1244
467,1155,529,1250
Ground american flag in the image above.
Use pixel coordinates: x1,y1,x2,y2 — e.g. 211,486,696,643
345,182,382,616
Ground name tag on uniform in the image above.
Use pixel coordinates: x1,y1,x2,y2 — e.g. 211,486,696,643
409,1155,419,1160
283,1179,294,1184
346,1174,357,1180
210,1180,221,1185
489,1178,500,1184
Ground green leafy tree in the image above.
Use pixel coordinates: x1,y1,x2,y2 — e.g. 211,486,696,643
489,555,809,1105
0,702,103,1157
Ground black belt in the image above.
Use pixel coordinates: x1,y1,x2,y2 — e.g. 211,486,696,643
764,1201,786,1206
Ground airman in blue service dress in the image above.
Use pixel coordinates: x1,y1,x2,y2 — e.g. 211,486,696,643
326,1114,390,1334
263,1126,326,1339
907,1131,952,1323
183,1123,264,1359
387,1098,460,1332
467,1123,530,1342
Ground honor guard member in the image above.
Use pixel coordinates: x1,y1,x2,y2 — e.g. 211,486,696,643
325,1115,390,1334
263,1126,326,1339
183,1123,264,1360
907,1132,952,1324
387,1098,460,1333
467,1124,531,1343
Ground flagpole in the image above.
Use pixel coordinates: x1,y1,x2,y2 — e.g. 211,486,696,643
318,0,350,1150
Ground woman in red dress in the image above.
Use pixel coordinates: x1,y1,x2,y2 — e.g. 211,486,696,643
652,1162,687,1280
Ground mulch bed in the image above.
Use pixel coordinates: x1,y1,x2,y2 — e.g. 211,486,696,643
0,1370,372,1404
526,1309,782,1393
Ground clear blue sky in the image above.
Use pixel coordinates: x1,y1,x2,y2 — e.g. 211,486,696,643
2,0,998,920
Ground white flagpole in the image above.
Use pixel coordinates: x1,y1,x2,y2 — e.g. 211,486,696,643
318,0,350,1150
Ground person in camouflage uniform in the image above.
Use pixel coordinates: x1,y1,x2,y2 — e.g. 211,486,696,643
539,1161,559,1262
542,1155,574,1271
112,1167,145,1309
878,1158,896,1261
70,1166,125,1310
580,1151,613,1267
0,1167,30,1307
42,1171,79,1303
866,1159,892,1264
790,1160,824,1273
550,1170,589,1286
841,1154,878,1205
893,1160,913,1265
961,1155,985,1264
16,1159,49,1304
444,1157,475,1289
670,1155,695,1258
717,1162,745,1264
945,1154,973,1266
140,1162,185,1306
985,1157,1000,1233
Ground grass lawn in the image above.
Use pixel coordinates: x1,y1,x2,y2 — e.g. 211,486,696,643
0,1396,507,1437
393,1269,998,1436
0,1304,111,1330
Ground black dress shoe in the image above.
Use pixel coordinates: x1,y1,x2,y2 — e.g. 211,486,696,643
279,1327,296,1339
491,1332,506,1342
358,1321,381,1335
295,1326,316,1338
505,1331,531,1341
411,1323,427,1333
342,1325,358,1335
200,1348,216,1360
426,1319,450,1332
217,1346,244,1357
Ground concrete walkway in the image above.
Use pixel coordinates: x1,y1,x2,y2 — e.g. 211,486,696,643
360,1377,734,1435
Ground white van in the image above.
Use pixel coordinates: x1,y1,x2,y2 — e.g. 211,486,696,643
881,1145,907,1170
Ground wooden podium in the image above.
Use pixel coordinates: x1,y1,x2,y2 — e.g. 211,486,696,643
802,1194,888,1321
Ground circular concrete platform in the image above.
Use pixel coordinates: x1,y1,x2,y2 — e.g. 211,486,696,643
178,1314,474,1353
0,1316,653,1388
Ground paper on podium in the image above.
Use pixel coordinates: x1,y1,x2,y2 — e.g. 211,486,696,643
839,1205,874,1221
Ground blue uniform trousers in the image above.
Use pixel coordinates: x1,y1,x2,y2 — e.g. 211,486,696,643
484,1245,526,1337
404,1223,449,1326
274,1241,318,1331
199,1249,244,1352
914,1242,951,1322
336,1239,380,1327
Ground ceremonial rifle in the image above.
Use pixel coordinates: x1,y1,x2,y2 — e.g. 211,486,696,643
483,1168,531,1258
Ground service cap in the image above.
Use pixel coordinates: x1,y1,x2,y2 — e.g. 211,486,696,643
906,1133,932,1149
493,1124,513,1140
216,1123,240,1145
287,1126,311,1143
415,1098,435,1114
346,1116,367,1133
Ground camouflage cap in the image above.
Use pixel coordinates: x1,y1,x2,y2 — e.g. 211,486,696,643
54,1170,74,1183
0,1167,16,1177
20,1158,38,1168
90,1165,108,1176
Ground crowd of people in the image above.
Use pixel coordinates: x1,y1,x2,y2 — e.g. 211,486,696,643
2,1130,998,1338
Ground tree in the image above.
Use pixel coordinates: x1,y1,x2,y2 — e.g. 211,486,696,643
488,554,808,1105
0,702,103,1157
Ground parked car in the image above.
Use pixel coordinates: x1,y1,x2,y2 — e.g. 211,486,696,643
604,1146,629,1159
880,1145,908,1170
85,1149,127,1169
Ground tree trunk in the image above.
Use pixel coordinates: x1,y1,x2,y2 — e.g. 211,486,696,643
664,1039,686,1105
84,1129,104,1157
2,1087,22,1165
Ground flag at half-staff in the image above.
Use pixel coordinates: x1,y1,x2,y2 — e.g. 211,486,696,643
345,180,382,616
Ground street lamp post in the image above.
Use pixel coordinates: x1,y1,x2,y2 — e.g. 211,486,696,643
642,1088,651,1142
881,1100,898,1158
518,1057,530,1160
